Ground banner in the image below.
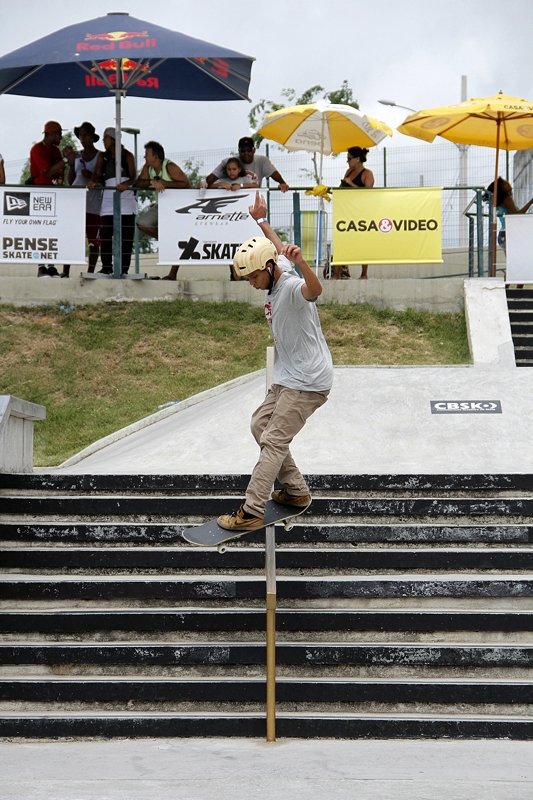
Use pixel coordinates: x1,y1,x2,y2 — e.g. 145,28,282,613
505,215,533,283
332,187,442,264
1,187,86,264
158,189,263,265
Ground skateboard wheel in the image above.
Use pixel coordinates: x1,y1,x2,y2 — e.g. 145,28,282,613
284,522,294,531
217,544,227,554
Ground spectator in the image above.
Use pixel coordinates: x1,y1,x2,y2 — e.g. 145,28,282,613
30,121,70,278
68,122,103,273
0,152,5,184
206,136,289,193
331,146,374,280
87,128,137,275
210,157,259,191
135,141,190,281
485,177,533,254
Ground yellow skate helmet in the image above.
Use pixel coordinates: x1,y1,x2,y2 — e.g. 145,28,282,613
233,236,278,279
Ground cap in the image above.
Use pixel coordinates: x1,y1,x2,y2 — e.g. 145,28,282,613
44,121,62,134
238,136,255,149
103,127,116,139
74,122,99,142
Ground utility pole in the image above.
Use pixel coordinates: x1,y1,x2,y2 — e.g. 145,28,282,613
457,75,469,248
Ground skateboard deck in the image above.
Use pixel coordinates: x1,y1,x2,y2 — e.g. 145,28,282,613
181,498,311,551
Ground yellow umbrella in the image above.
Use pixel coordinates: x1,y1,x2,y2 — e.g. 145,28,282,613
257,101,392,183
397,92,533,274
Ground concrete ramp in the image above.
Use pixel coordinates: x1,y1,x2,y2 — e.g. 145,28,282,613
51,365,533,475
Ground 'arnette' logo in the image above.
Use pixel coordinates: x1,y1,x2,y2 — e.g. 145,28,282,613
175,196,245,215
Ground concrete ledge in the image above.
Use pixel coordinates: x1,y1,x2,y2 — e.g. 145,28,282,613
0,395,46,473
0,276,465,312
464,278,515,369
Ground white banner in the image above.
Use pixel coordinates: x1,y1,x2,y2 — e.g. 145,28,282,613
0,187,87,265
157,189,264,265
505,214,533,283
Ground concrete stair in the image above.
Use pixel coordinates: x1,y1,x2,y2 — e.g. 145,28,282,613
2,472,533,739
507,288,533,366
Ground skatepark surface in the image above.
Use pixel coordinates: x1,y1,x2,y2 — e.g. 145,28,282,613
51,364,533,475
1,736,532,799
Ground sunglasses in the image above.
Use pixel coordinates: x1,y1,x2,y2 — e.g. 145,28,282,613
239,146,254,153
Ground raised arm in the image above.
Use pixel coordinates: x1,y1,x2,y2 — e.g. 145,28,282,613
247,190,284,253
282,244,322,300
503,194,533,215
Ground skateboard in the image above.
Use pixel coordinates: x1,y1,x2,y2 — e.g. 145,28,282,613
181,499,311,553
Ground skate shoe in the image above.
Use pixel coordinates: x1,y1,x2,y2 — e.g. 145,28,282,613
271,487,311,507
217,504,264,532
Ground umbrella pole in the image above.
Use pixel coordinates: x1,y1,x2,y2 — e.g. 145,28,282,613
491,117,501,278
113,67,123,280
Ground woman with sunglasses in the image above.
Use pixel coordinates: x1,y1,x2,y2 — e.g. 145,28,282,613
332,146,374,280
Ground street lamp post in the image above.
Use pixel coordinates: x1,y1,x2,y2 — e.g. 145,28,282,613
378,100,417,113
379,82,470,247
122,127,141,274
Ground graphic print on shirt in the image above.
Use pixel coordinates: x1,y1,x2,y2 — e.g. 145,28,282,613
264,300,273,327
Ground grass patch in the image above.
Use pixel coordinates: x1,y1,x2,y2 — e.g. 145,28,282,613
0,299,470,466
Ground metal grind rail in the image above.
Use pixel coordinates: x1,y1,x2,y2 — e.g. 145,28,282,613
264,345,276,743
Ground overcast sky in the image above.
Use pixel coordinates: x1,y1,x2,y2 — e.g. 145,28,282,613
1,0,533,167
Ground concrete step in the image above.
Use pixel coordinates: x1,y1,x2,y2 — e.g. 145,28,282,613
4,547,533,573
509,311,533,323
3,642,533,668
3,677,533,705
3,522,533,545
3,608,533,635
5,473,533,492
3,575,533,603
1,711,533,739
3,495,533,518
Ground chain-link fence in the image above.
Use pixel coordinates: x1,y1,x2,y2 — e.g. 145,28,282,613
3,140,529,262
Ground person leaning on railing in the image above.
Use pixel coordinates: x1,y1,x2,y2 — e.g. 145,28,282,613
485,177,533,254
134,141,190,281
87,128,137,275
331,146,375,281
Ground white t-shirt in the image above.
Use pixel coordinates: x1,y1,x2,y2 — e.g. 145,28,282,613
264,257,333,392
213,154,276,186
72,152,102,215
100,177,137,216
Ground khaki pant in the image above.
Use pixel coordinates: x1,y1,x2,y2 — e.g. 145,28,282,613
244,384,329,518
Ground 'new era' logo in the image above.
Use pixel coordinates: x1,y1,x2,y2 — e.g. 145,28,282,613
6,196,27,211
3,192,30,216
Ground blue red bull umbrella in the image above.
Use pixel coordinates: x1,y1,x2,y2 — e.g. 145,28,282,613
0,12,253,102
0,12,254,274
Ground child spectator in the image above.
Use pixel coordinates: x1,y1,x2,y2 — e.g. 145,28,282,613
211,157,259,191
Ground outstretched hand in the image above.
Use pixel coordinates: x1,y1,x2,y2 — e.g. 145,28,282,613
281,244,304,265
248,190,267,220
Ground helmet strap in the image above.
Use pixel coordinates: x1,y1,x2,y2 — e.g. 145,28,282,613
266,263,275,295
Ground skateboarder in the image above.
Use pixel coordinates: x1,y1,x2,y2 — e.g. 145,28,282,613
217,192,333,533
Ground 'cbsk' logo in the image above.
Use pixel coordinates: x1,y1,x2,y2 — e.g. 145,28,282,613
4,192,30,216
430,400,502,414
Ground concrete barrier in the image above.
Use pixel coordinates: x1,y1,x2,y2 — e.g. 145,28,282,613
0,396,46,473
464,279,515,369
0,275,466,312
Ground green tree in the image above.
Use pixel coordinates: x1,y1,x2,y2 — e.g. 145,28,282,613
249,81,360,184
19,131,77,185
